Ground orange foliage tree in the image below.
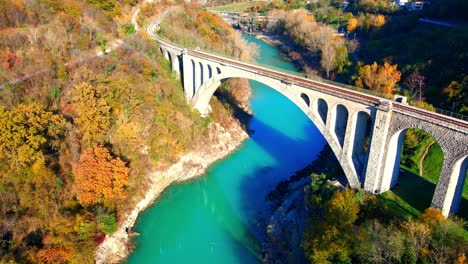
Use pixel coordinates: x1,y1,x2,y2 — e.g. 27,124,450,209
3,51,20,69
356,61,401,95
37,246,72,264
373,14,385,28
347,18,358,32
73,146,129,207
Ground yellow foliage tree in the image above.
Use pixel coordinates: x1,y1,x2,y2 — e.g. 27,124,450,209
70,82,110,147
347,18,358,32
325,188,359,227
73,145,129,207
419,208,446,226
374,14,385,28
356,61,401,95
0,103,67,168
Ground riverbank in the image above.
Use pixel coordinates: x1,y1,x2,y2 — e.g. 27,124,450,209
94,73,254,263
253,32,319,76
261,145,345,263
95,120,248,263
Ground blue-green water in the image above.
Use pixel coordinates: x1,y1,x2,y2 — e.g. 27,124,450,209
127,35,326,263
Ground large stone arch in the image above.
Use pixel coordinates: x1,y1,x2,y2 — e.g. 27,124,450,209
190,72,361,188
381,125,450,190
379,115,468,215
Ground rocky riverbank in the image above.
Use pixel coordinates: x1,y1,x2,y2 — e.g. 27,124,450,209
95,121,248,263
261,145,345,263
95,77,253,263
254,32,323,78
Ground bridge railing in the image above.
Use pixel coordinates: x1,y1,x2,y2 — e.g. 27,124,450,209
434,108,468,121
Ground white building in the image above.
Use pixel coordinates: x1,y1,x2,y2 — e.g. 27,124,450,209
408,1,424,11
395,0,409,6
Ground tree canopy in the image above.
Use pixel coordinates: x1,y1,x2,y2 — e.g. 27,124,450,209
73,146,129,208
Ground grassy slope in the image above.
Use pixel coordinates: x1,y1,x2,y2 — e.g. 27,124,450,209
381,170,468,220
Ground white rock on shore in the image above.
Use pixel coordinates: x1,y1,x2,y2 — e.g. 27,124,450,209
95,122,248,263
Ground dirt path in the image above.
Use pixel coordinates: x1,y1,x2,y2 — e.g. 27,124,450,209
420,141,435,176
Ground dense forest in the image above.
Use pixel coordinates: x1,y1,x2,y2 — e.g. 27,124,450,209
0,0,257,262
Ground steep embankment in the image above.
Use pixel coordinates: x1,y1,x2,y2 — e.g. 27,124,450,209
95,122,248,263
262,145,345,264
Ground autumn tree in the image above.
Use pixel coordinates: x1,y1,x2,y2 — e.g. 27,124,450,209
356,220,405,263
356,61,401,95
325,188,359,228
0,103,67,218
442,76,467,115
70,82,110,147
373,14,385,28
2,51,20,69
401,220,431,262
73,146,129,207
0,103,67,168
347,18,358,32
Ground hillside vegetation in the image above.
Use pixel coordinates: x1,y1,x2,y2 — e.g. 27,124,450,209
0,0,253,262
302,173,468,264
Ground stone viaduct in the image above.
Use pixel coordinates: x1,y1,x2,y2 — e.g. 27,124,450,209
147,23,468,216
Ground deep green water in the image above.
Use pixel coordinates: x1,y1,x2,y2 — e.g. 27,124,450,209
127,35,326,263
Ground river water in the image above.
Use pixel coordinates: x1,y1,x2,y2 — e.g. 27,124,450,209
127,35,326,263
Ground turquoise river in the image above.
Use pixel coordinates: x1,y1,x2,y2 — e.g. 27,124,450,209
127,35,326,263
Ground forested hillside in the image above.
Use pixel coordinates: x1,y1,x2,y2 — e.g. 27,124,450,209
0,0,254,262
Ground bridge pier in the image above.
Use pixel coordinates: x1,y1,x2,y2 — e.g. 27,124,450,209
169,51,180,79
432,156,468,216
182,52,194,101
364,100,395,193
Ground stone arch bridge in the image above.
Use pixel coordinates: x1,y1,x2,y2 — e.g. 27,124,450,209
147,23,468,216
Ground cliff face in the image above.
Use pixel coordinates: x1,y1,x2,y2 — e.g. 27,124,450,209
263,175,310,264
262,145,345,264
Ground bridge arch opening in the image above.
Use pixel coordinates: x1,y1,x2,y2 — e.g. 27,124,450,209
191,59,196,97
382,128,447,213
315,98,328,125
332,104,349,148
216,67,221,75
199,62,204,86
351,111,372,182
167,51,173,70
208,65,213,79
300,93,310,107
